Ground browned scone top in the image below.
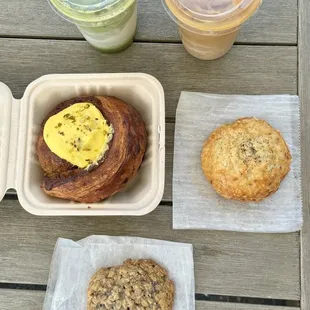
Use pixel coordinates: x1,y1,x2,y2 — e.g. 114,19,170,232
87,259,175,310
36,96,147,203
201,117,292,202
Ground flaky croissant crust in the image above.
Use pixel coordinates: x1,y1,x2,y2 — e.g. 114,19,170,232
37,96,147,203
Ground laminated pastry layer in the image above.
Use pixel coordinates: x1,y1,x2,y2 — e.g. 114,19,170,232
37,96,147,203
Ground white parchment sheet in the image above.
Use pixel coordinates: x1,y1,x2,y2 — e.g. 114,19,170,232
173,92,302,233
43,235,195,310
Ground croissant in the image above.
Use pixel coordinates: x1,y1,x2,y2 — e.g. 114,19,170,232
36,96,147,203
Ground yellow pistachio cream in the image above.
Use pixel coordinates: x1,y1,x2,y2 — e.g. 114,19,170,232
43,102,113,169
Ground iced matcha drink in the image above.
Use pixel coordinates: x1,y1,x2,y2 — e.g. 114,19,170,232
163,0,262,60
48,0,137,52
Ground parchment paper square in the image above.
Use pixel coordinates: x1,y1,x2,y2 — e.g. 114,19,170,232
44,235,194,310
173,92,302,233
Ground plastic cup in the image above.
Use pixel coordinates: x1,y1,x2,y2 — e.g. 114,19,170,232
163,0,262,60
48,0,137,53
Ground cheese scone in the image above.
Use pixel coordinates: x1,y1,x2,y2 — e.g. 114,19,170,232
201,117,291,202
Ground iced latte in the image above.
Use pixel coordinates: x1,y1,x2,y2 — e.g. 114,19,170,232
163,0,262,60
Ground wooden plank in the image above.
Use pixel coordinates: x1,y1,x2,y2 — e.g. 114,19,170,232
236,0,297,44
0,0,297,44
196,301,299,310
299,1,310,310
0,289,45,310
0,200,300,299
0,290,299,310
0,39,297,121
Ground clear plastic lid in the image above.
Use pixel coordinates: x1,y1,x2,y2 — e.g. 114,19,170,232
178,0,247,17
48,0,135,26
60,0,120,12
163,0,262,33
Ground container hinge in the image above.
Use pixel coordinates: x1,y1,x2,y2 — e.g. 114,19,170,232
6,98,21,191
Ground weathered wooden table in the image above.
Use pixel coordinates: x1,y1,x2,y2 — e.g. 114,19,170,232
0,1,309,309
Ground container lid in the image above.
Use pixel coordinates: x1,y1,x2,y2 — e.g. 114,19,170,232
162,0,261,33
48,0,135,26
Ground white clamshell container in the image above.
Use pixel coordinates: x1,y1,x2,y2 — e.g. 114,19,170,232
0,73,165,216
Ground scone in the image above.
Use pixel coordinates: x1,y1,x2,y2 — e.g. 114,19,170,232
37,95,147,203
87,259,174,310
201,117,292,202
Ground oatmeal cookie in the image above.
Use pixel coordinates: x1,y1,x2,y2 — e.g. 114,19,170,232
201,117,291,202
87,259,174,310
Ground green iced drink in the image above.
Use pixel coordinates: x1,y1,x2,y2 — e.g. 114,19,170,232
48,0,137,52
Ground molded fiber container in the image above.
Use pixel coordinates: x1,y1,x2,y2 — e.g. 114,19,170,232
0,73,165,216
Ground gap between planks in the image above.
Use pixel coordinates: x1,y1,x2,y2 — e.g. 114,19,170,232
0,34,298,48
299,0,310,310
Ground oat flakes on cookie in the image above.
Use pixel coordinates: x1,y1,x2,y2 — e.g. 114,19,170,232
87,259,174,310
201,117,292,202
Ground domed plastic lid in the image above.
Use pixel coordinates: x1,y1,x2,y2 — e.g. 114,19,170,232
60,0,121,12
48,0,134,26
163,0,261,33
178,0,247,18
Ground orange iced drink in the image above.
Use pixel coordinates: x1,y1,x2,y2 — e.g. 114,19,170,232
163,0,262,60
